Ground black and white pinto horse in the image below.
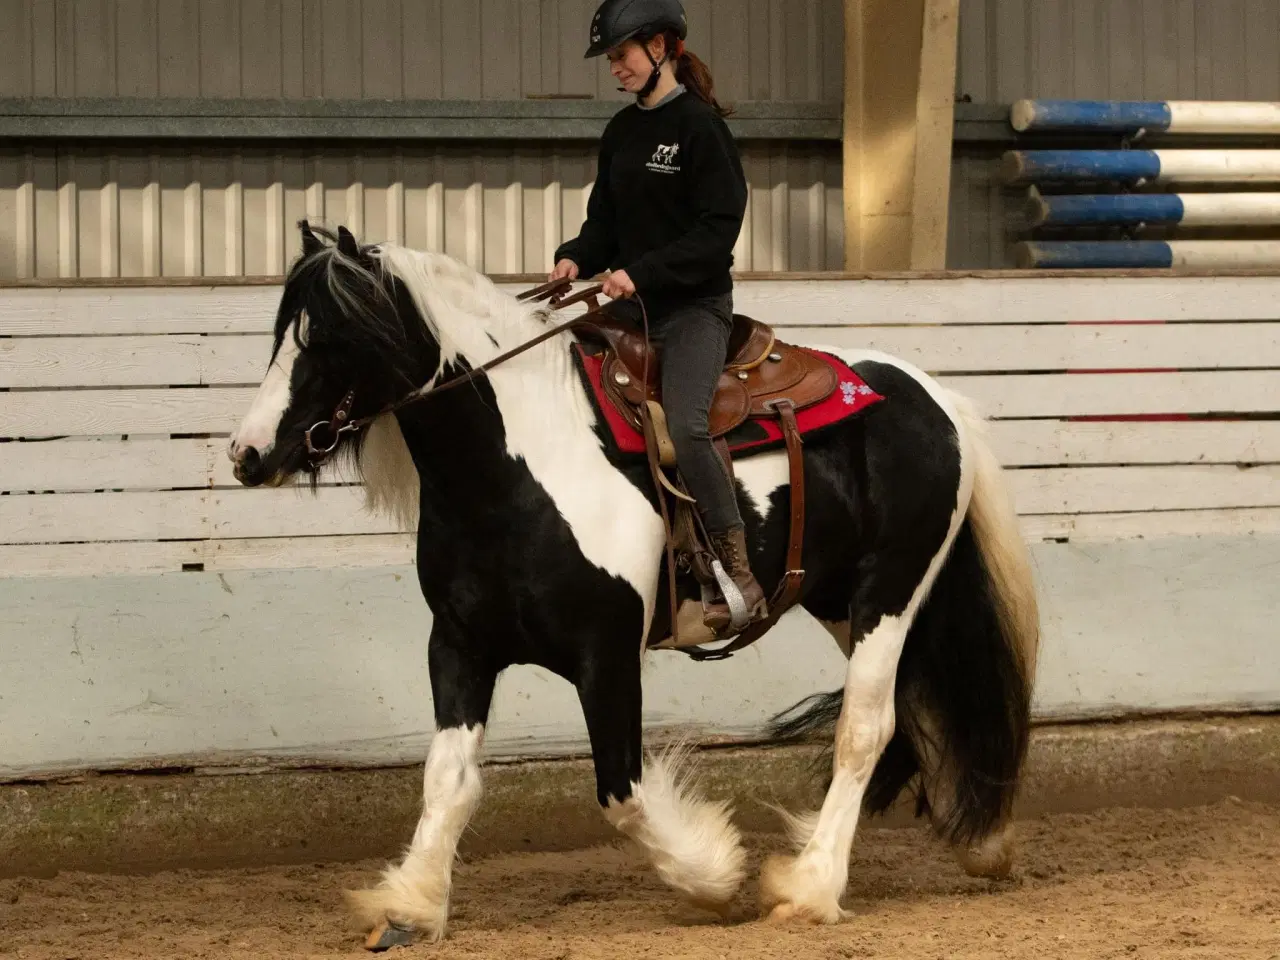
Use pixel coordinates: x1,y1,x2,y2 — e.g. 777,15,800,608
228,224,1039,945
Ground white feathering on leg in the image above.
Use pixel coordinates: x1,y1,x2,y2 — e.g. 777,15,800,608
604,745,747,906
770,804,822,851
345,725,484,943
345,853,450,939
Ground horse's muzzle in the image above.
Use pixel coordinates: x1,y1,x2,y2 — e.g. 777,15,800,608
231,445,266,486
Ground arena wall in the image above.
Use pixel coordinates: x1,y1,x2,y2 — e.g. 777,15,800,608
3,271,1278,782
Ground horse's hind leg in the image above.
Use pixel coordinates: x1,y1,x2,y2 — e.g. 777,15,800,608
914,714,1017,880
809,618,1016,878
761,497,966,922
577,641,747,912
346,622,498,948
758,607,911,922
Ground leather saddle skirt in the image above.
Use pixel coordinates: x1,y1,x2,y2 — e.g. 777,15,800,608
576,312,840,437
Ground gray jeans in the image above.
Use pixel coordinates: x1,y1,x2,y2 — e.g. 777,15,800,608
605,293,743,534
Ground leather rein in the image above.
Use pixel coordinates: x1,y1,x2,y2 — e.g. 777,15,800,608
302,277,624,464
298,275,794,663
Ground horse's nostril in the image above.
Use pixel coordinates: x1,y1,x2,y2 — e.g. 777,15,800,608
233,445,267,486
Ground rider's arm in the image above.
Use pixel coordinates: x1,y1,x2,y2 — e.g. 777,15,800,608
553,130,620,279
623,115,746,296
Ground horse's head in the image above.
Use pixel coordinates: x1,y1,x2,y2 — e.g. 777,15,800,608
227,221,437,488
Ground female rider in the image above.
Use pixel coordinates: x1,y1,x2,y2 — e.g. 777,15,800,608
549,0,765,635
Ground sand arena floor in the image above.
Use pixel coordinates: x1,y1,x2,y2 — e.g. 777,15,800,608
3,798,1277,960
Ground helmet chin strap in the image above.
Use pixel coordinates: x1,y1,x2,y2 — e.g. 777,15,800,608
618,40,670,99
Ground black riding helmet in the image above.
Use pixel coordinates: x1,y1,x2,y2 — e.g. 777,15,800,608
584,0,687,59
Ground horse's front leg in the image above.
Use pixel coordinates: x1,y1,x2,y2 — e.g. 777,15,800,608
347,618,498,949
576,641,747,913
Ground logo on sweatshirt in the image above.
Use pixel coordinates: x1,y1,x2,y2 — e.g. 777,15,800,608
647,143,681,174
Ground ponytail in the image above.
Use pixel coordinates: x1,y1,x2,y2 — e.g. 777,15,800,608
661,30,732,117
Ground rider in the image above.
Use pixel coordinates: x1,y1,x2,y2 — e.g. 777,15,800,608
550,0,765,635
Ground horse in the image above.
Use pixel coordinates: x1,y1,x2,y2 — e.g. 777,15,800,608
228,222,1039,949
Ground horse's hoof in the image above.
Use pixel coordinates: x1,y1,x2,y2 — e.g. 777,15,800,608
954,824,1016,880
689,895,735,920
364,919,418,952
758,853,848,924
766,902,800,923
765,900,848,925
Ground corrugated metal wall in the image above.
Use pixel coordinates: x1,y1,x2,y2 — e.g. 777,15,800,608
947,149,1011,271
0,0,843,101
0,0,1272,275
0,144,841,278
0,0,843,278
953,0,1280,268
957,0,1280,103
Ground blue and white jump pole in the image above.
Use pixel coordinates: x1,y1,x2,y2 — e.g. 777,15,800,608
1006,100,1280,269
1011,99,1280,135
1003,149,1280,184
1016,240,1280,270
1026,187,1280,228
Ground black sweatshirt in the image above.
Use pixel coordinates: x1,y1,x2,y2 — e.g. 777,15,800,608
554,91,748,302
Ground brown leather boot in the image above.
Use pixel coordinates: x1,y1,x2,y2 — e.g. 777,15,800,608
703,525,768,636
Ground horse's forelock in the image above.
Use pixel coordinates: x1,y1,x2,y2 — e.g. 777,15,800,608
275,240,408,365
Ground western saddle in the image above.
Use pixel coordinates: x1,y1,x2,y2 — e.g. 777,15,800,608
517,278,839,660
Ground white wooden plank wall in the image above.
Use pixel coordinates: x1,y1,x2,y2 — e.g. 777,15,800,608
0,144,843,279
3,274,1279,576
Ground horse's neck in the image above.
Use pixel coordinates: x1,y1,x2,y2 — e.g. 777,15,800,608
393,331,599,524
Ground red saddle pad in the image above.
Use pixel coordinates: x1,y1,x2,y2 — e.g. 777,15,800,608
572,343,885,460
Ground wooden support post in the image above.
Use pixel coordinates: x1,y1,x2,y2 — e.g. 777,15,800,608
843,0,959,271
910,0,960,269
841,0,865,273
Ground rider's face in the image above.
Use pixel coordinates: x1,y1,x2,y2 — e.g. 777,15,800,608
607,37,665,93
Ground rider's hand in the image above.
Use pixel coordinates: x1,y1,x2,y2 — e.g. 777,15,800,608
550,259,579,282
602,269,636,300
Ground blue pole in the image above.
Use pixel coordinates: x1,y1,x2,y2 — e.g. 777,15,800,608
1015,241,1175,269
1003,150,1163,184
1010,99,1172,133
1027,192,1185,227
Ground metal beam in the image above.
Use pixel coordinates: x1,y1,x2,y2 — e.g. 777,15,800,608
953,102,1015,142
0,97,842,142
12,99,1239,146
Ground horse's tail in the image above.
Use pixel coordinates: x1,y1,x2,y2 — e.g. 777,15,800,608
917,390,1038,841
767,390,1038,846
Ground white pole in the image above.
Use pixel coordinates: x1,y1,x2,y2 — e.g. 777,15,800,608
1167,102,1280,135
1178,193,1280,226
1155,150,1280,182
1167,240,1280,268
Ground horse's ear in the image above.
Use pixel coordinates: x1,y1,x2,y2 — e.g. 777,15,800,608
336,225,361,260
299,220,322,256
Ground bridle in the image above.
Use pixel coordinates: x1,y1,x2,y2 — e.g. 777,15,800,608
302,278,618,465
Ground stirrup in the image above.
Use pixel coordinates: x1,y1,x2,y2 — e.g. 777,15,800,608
709,561,752,632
